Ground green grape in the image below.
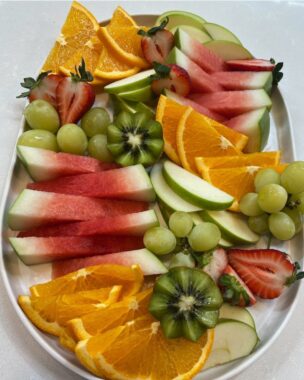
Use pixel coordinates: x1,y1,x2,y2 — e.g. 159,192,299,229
188,223,221,252
81,107,111,137
169,251,195,269
168,211,193,237
268,212,295,240
144,227,176,255
280,162,304,194
282,207,303,234
254,168,280,192
23,99,60,133
288,192,304,213
257,184,288,213
18,129,58,151
57,124,88,155
88,134,113,162
239,192,264,216
248,214,269,234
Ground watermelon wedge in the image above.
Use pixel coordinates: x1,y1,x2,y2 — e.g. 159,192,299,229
189,90,272,117
18,210,158,237
17,146,118,182
224,108,270,152
52,248,167,278
211,71,273,92
8,189,148,231
226,59,275,72
166,47,223,93
164,90,226,122
174,28,226,73
27,164,156,202
10,236,144,265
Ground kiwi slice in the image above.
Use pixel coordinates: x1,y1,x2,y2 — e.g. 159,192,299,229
149,267,223,341
107,111,164,167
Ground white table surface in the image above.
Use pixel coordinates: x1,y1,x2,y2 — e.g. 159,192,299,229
1,1,304,379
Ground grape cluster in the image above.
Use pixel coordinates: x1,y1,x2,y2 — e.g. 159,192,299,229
143,211,221,267
18,100,113,161
240,163,304,241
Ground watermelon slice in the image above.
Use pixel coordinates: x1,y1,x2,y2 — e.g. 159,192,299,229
164,90,226,122
52,248,168,278
8,189,148,231
226,59,275,72
18,210,158,237
17,146,118,182
10,236,144,265
174,28,226,73
211,71,273,93
189,90,272,117
224,108,270,152
27,164,156,202
166,47,223,93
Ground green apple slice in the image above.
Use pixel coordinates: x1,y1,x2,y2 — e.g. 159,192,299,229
104,69,154,94
203,23,241,44
204,320,259,369
204,40,253,60
150,163,202,212
163,160,234,210
200,210,260,244
112,96,155,118
118,85,152,102
171,25,211,43
219,303,255,328
155,10,206,31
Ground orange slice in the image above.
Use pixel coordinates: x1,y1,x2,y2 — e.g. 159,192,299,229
177,107,241,173
156,95,188,164
195,151,281,173
76,314,214,380
209,119,248,151
106,6,137,28
30,264,143,299
18,286,121,337
68,287,152,342
42,1,100,73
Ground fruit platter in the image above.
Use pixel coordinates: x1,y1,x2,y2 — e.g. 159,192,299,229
1,2,303,380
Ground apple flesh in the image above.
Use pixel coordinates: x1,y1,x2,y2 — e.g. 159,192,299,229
104,69,154,94
204,40,253,60
203,22,241,45
155,10,206,30
171,25,211,43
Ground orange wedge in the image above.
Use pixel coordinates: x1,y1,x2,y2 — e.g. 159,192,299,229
18,286,121,337
68,287,152,342
76,314,214,380
42,1,100,73
30,264,143,299
177,107,241,173
209,119,248,151
156,95,188,164
195,151,281,173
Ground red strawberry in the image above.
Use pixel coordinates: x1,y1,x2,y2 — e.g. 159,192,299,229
17,72,63,108
138,17,174,64
56,59,95,125
226,59,276,72
151,63,191,97
227,249,303,299
219,265,256,307
203,248,228,283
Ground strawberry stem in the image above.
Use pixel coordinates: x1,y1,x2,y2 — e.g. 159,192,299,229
138,16,169,37
270,58,283,86
17,71,52,98
70,58,93,83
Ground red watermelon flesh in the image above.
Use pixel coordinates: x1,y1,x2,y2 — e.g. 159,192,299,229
27,164,155,202
8,189,148,231
226,59,275,72
18,210,157,237
17,146,118,182
52,248,168,278
211,71,272,91
10,236,144,265
189,89,272,117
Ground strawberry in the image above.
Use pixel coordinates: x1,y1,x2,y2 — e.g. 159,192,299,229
17,71,63,108
203,248,228,283
138,17,174,64
151,62,191,97
56,59,95,125
219,265,256,307
228,249,304,299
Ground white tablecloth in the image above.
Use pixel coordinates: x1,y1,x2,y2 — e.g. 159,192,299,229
1,1,304,379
